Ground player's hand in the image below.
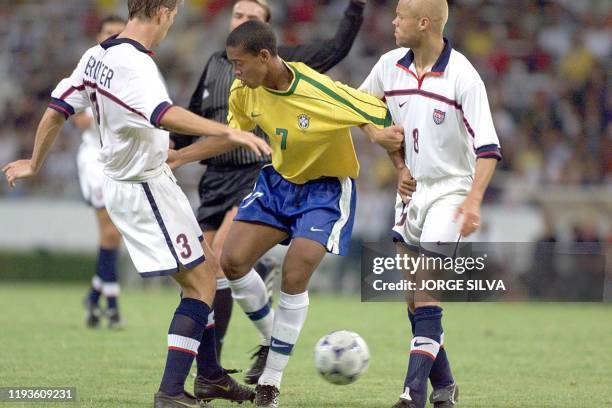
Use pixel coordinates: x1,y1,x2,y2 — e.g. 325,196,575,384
454,195,481,237
227,129,272,157
398,167,416,204
166,149,182,170
2,159,36,188
375,125,404,152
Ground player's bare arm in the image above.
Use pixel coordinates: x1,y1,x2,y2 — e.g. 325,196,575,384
2,108,65,188
360,123,404,152
160,106,271,157
166,137,236,170
454,157,497,237
398,167,416,204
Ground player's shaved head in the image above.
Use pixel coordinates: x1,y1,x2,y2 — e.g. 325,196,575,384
227,20,277,57
399,0,448,34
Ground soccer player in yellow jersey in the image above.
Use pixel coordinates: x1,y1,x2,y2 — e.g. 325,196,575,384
168,20,403,407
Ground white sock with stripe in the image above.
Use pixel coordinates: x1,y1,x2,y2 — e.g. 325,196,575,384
259,291,309,388
228,268,274,346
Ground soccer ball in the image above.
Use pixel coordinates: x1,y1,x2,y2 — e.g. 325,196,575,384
314,330,370,385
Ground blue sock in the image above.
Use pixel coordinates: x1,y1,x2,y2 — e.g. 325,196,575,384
159,298,210,396
97,248,120,311
88,282,102,306
403,306,443,407
409,310,453,389
196,312,223,380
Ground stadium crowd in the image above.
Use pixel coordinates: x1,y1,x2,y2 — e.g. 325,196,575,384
0,0,609,199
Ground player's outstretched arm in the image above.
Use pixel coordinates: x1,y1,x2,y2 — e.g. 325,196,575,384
160,106,271,157
360,123,404,152
454,157,497,237
3,108,66,188
166,137,235,170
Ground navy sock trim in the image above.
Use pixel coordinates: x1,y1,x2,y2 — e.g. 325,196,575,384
246,302,271,321
175,298,210,327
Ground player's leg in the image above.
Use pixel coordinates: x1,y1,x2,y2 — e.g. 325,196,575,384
95,208,123,328
220,221,288,354
255,238,326,407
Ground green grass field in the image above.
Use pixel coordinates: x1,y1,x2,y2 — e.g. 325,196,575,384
0,283,610,407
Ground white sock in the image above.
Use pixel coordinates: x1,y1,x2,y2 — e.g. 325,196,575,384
228,269,273,346
259,291,309,388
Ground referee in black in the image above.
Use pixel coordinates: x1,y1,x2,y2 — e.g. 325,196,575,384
171,0,368,384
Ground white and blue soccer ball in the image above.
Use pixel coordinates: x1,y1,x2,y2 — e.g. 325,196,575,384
314,330,370,385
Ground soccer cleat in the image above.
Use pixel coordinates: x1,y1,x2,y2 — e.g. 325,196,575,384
255,256,281,300
107,310,124,330
84,299,103,329
254,384,279,407
430,382,459,407
153,390,201,408
194,371,255,403
391,399,417,408
244,345,270,385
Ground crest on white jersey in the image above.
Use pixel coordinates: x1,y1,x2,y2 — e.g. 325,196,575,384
298,114,310,130
433,109,446,125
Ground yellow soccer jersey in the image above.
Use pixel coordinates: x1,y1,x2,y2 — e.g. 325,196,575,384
228,61,391,184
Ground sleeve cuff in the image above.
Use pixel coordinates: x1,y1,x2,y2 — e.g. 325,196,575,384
48,97,75,119
150,101,173,128
476,144,502,161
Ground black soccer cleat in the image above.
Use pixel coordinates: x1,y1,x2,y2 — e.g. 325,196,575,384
83,298,102,329
107,310,124,330
430,382,459,407
244,345,270,385
254,384,279,407
255,256,281,300
194,371,255,403
391,399,417,408
154,390,203,408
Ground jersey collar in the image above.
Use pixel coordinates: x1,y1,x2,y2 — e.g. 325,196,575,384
100,34,155,56
397,38,452,73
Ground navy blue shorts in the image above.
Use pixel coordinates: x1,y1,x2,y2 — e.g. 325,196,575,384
234,165,356,256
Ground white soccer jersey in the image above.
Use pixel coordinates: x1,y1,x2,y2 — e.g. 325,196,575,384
360,39,501,181
79,108,100,148
49,36,173,181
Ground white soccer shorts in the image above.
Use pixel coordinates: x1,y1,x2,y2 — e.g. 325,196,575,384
103,165,205,277
392,176,472,257
76,144,105,209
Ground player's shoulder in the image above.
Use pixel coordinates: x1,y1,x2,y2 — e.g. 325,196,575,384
379,47,410,64
229,78,247,95
448,48,483,85
288,61,320,79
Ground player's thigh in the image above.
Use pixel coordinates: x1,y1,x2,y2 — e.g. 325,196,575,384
282,237,327,294
220,221,288,279
95,208,121,248
420,194,464,257
212,206,239,257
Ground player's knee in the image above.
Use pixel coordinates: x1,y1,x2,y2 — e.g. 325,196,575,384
220,251,247,280
100,224,121,248
281,272,308,294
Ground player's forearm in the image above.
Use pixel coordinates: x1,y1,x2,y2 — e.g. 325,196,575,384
468,158,497,202
175,137,235,165
30,108,67,173
160,106,232,139
387,150,406,170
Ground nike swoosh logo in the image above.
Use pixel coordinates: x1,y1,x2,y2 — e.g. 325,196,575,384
212,384,231,392
310,227,325,232
251,112,262,117
413,341,432,347
399,100,408,108
271,340,290,348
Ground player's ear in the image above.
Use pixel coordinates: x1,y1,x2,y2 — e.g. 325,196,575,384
259,49,271,63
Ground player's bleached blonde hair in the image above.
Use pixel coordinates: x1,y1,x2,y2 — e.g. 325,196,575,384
236,0,271,22
127,0,180,20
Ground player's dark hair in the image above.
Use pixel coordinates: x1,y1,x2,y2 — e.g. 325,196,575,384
235,0,271,22
226,20,277,57
127,0,179,20
98,15,125,33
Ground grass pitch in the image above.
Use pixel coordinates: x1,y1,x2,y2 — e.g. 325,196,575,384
0,283,610,407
